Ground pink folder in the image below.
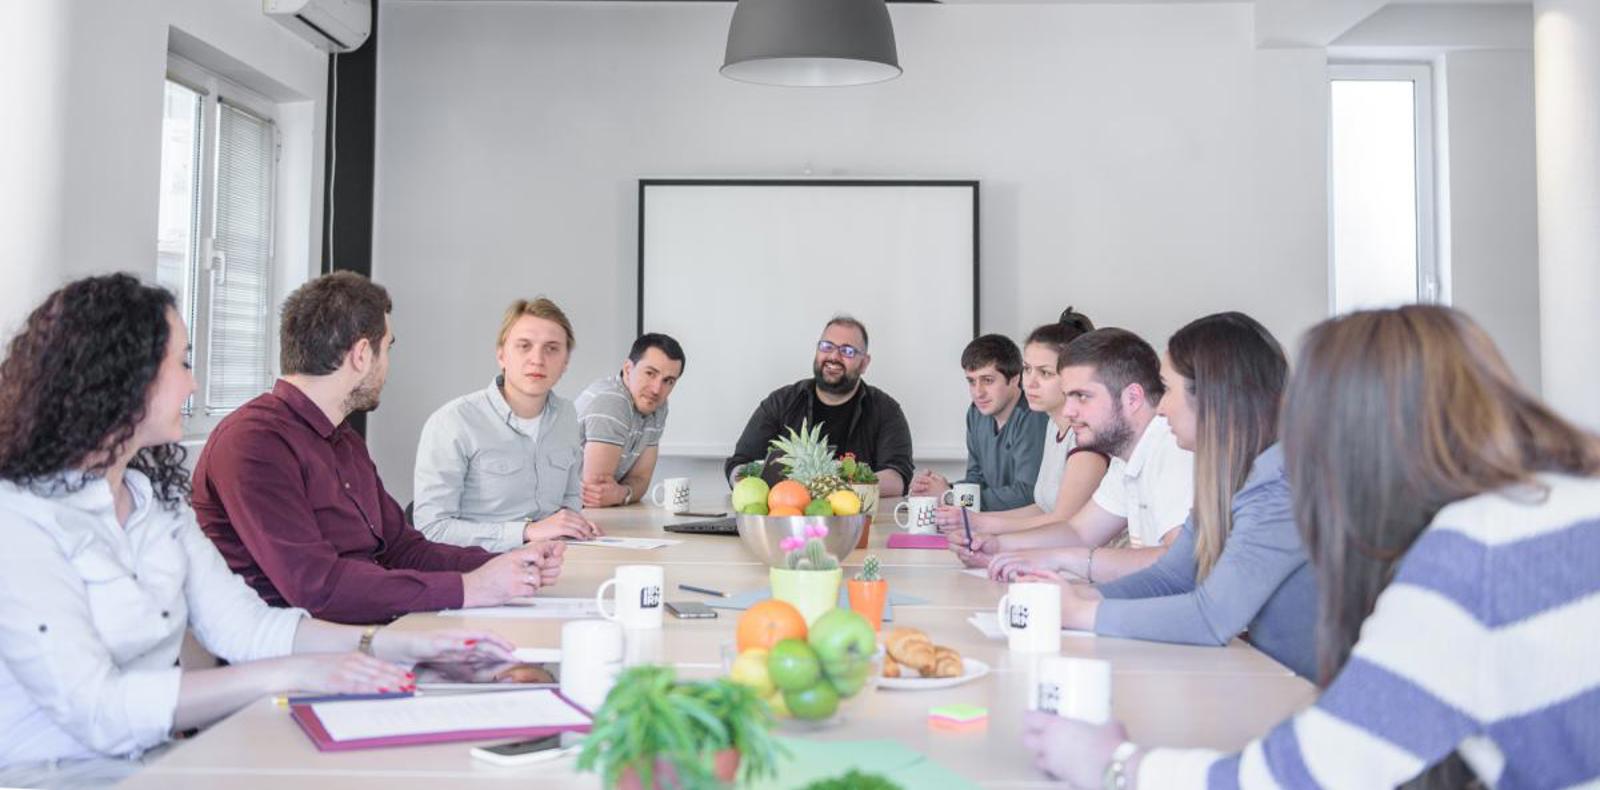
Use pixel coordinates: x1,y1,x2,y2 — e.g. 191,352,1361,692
290,691,592,752
887,533,949,550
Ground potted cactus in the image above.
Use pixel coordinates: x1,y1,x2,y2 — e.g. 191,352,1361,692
768,525,843,625
846,555,888,633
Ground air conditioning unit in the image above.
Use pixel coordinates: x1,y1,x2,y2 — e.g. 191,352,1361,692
265,0,372,53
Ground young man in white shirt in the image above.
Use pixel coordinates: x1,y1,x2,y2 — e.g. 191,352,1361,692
961,328,1195,584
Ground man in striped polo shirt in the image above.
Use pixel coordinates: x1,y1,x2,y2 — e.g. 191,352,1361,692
575,333,685,508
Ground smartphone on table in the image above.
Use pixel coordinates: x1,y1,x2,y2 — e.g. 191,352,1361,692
470,734,572,766
664,601,718,619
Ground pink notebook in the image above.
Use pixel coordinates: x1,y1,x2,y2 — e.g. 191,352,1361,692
290,689,592,752
887,533,950,550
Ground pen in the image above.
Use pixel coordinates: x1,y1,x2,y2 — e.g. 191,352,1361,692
961,507,973,549
678,583,727,598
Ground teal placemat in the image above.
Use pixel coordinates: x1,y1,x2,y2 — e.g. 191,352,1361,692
705,588,928,622
746,738,979,790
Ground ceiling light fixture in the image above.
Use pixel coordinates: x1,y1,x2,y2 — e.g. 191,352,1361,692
721,0,901,87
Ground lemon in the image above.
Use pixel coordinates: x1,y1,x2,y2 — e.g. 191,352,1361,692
826,489,862,516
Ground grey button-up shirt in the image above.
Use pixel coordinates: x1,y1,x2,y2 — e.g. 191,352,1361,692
412,378,584,551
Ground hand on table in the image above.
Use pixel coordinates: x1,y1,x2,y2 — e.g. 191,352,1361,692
988,548,1068,582
524,509,600,542
462,542,567,607
908,470,950,496
951,533,998,568
1020,710,1131,789
280,652,416,695
580,479,628,508
370,627,517,666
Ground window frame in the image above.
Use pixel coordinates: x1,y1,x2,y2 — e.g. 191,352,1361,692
163,54,281,437
1327,62,1440,313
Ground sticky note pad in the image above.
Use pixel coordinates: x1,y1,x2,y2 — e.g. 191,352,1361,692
928,704,988,730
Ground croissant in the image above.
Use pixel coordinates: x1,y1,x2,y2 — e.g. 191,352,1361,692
885,627,936,674
883,654,902,678
931,647,963,678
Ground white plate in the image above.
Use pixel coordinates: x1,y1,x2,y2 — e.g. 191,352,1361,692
878,658,990,691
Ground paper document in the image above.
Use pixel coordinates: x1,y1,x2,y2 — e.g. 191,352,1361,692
566,536,680,550
310,688,589,742
438,597,600,619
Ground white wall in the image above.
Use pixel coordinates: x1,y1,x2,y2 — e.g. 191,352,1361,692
1438,49,1542,390
369,1,1330,502
0,0,327,342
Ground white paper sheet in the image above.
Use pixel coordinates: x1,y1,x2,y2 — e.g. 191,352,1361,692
565,536,680,550
437,597,600,619
310,688,589,742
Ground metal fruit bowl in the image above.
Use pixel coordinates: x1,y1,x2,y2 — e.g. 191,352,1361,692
735,514,867,567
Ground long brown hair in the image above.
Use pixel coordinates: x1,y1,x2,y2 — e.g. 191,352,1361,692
1168,312,1287,581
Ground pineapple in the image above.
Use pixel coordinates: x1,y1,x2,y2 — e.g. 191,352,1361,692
769,420,848,499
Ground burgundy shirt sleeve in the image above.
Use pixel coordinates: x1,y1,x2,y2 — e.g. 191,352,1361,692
204,424,471,623
375,485,492,574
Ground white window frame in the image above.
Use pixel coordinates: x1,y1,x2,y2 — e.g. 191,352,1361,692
1327,63,1440,313
164,54,281,437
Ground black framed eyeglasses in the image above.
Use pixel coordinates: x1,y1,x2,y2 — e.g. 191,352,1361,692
816,340,862,359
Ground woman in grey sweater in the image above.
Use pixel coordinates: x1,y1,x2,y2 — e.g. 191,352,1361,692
993,311,1317,678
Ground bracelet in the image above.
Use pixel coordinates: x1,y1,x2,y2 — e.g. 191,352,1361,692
1103,741,1139,790
1085,547,1098,584
620,483,634,506
357,625,380,657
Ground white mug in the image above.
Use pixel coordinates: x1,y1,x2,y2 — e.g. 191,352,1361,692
559,620,623,712
995,582,1062,653
649,477,691,514
893,496,939,534
595,564,664,629
1032,656,1112,724
942,483,981,512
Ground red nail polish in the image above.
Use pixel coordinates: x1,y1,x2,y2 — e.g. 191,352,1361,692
464,639,478,646
406,672,415,679
379,687,389,692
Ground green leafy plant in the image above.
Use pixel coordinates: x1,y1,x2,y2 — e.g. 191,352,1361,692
576,666,786,789
800,770,904,790
838,453,879,485
854,555,881,582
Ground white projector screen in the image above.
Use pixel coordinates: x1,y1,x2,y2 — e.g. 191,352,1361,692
640,180,978,461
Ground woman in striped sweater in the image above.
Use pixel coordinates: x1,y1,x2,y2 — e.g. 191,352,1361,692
1021,305,1600,789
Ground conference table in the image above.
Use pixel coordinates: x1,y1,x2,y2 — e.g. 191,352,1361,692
125,499,1317,789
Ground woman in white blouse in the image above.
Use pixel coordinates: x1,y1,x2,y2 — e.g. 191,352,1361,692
0,275,515,786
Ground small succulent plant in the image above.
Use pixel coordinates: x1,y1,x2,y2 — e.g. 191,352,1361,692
854,555,882,582
736,460,766,481
780,525,839,571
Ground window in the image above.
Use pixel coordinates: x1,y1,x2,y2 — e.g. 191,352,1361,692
1328,64,1437,314
156,56,278,425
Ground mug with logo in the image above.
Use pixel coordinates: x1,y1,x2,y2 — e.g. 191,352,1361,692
893,496,940,535
1031,656,1112,724
995,581,1062,653
649,477,691,514
941,483,981,512
595,564,665,629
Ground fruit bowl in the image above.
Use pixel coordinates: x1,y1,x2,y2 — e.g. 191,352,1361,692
735,514,867,567
722,640,883,730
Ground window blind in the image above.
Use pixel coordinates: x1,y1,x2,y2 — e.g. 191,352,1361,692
206,101,275,414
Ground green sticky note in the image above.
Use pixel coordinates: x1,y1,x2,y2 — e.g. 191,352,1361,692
928,704,988,723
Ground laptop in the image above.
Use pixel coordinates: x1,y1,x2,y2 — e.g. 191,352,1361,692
664,516,739,536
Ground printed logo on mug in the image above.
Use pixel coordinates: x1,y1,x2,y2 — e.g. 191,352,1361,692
995,582,1062,653
942,483,981,512
649,478,692,514
596,564,665,629
893,496,940,535
1033,656,1112,724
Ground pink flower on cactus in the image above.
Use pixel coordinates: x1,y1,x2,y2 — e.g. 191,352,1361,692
779,536,805,553
804,524,830,539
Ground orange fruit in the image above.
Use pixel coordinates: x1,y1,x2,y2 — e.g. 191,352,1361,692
768,506,803,516
737,599,808,652
767,480,812,512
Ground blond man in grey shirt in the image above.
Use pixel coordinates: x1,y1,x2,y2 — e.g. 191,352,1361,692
413,299,600,551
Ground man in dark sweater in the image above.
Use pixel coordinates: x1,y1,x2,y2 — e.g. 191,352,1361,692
724,316,913,496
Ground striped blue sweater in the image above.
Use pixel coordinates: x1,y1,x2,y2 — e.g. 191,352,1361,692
1139,473,1600,789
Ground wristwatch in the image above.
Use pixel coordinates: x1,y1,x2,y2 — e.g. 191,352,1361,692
620,483,634,506
358,625,380,657
1103,741,1139,790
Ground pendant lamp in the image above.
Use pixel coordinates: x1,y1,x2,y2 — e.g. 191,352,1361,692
721,0,901,87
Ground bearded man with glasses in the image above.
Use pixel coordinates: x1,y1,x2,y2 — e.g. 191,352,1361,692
724,316,913,496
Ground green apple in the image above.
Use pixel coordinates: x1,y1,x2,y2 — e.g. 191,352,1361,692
808,608,877,696
732,477,771,513
783,682,840,721
766,639,821,692
803,499,835,517
827,660,873,697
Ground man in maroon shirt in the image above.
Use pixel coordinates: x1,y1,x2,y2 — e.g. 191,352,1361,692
192,272,564,624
